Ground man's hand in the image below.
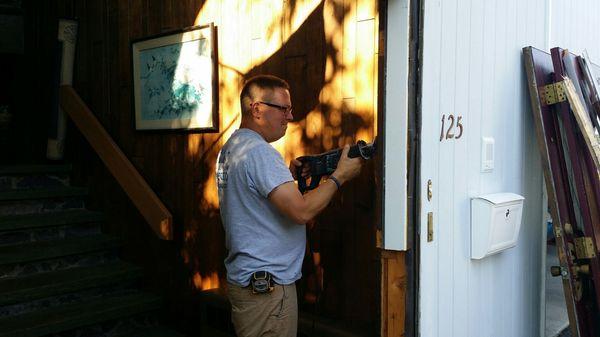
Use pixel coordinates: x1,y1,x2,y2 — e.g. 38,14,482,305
289,158,310,180
270,145,364,225
330,145,363,186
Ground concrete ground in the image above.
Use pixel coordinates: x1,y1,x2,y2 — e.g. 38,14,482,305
545,244,570,337
557,327,572,337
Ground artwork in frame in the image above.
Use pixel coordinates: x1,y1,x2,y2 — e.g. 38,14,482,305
0,0,21,11
132,23,218,131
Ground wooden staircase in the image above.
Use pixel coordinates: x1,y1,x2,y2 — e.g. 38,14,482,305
0,164,184,337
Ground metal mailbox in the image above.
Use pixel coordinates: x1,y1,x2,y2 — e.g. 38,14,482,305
471,193,525,259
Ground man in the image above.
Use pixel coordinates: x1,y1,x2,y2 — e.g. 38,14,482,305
216,75,363,337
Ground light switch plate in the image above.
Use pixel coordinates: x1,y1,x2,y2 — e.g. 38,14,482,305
481,137,494,172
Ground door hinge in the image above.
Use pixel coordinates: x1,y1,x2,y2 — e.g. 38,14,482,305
540,80,567,105
574,237,596,259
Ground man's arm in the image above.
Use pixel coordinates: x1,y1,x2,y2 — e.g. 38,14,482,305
268,145,362,224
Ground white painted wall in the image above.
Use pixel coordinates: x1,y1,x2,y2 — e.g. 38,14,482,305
415,0,600,336
549,0,600,63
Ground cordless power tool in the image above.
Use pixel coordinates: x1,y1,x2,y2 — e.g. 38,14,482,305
295,139,377,193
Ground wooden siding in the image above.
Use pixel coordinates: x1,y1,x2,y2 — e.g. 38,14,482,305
55,0,382,335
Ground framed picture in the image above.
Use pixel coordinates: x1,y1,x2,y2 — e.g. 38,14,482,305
0,0,21,12
132,23,218,131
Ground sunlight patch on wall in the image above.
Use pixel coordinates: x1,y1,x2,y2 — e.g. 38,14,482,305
283,122,305,163
355,19,375,119
192,0,377,210
288,0,323,33
193,271,220,290
306,110,324,139
355,127,372,144
201,170,219,211
220,68,242,143
342,0,357,99
194,0,320,73
186,134,200,158
271,134,287,154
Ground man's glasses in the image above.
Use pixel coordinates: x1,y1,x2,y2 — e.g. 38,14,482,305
256,101,293,114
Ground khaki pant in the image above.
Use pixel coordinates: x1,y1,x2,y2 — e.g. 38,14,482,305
227,282,297,337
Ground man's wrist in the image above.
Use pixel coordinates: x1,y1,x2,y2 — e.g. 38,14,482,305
329,175,342,189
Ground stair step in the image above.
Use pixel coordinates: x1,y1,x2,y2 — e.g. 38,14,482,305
0,174,70,192
0,165,72,176
0,261,142,306
0,210,105,232
117,326,187,337
0,235,120,265
0,186,87,201
200,326,234,337
0,292,162,337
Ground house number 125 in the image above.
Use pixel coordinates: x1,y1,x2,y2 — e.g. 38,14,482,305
439,114,463,141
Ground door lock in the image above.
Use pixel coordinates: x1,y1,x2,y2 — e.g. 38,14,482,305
427,212,434,242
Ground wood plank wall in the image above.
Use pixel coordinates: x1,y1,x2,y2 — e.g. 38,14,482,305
54,0,388,335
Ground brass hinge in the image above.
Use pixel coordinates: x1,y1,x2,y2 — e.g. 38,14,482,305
540,80,567,105
574,237,597,259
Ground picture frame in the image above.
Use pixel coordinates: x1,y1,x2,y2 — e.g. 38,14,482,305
0,0,22,13
132,23,218,132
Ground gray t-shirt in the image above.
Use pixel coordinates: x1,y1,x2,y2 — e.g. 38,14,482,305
217,128,306,286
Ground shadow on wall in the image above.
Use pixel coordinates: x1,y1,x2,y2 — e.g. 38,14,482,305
180,0,377,330
244,0,373,151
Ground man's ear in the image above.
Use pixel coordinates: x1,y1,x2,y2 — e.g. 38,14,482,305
251,102,261,119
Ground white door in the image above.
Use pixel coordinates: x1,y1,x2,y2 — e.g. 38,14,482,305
417,1,547,336
418,0,470,335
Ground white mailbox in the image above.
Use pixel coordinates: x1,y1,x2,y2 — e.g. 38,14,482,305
471,193,525,259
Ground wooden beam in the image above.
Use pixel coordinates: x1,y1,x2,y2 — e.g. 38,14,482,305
59,85,173,240
563,77,600,176
381,250,406,337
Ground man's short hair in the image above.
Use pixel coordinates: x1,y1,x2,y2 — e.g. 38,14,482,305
240,75,290,116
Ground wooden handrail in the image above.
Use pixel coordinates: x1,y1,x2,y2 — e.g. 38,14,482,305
59,85,173,240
